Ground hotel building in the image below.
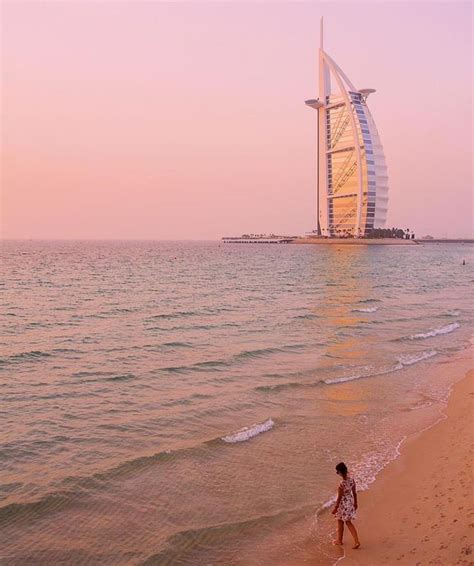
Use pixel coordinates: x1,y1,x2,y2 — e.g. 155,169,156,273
305,20,389,237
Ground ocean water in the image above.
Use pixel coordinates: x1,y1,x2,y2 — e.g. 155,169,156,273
1,240,473,565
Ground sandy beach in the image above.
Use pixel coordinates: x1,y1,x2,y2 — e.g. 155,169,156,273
236,358,473,566
341,367,473,565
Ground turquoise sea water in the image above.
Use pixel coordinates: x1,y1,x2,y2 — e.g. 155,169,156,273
1,241,473,564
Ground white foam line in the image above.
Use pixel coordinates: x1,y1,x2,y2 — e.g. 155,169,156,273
323,363,402,385
351,307,378,313
221,418,274,443
398,350,438,366
325,348,443,386
410,322,460,340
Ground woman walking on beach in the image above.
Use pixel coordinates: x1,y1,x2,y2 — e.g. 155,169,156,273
332,462,361,549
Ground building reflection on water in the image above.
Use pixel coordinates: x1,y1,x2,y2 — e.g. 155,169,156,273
306,245,380,414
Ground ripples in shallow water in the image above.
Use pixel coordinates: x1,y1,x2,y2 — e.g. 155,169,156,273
1,240,473,563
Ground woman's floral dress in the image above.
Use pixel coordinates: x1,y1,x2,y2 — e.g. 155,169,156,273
335,477,356,521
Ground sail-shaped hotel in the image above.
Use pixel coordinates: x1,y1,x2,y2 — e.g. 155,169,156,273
305,20,389,237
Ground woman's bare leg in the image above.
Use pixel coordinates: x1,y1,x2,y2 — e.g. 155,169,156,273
333,520,344,544
345,520,360,548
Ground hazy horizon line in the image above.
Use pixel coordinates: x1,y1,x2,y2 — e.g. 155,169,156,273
2,236,474,242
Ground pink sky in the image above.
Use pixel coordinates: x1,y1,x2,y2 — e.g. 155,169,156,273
2,2,472,239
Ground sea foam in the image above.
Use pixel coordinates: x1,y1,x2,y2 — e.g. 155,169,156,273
352,306,378,313
324,348,440,385
410,322,460,340
398,350,437,366
221,418,274,443
323,364,402,385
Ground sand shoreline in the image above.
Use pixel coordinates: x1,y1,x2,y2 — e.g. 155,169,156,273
339,367,473,565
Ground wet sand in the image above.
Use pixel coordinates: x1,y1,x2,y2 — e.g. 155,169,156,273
341,368,473,565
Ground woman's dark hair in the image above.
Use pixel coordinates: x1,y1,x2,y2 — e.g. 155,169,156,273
336,462,348,475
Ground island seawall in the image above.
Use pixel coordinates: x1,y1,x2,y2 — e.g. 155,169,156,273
292,238,418,245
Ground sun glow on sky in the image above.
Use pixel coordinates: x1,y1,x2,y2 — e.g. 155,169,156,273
1,2,472,239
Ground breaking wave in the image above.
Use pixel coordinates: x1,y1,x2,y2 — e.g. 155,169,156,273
323,364,403,385
324,348,440,385
398,350,437,366
221,418,274,443
257,348,441,391
409,322,460,340
352,307,378,313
